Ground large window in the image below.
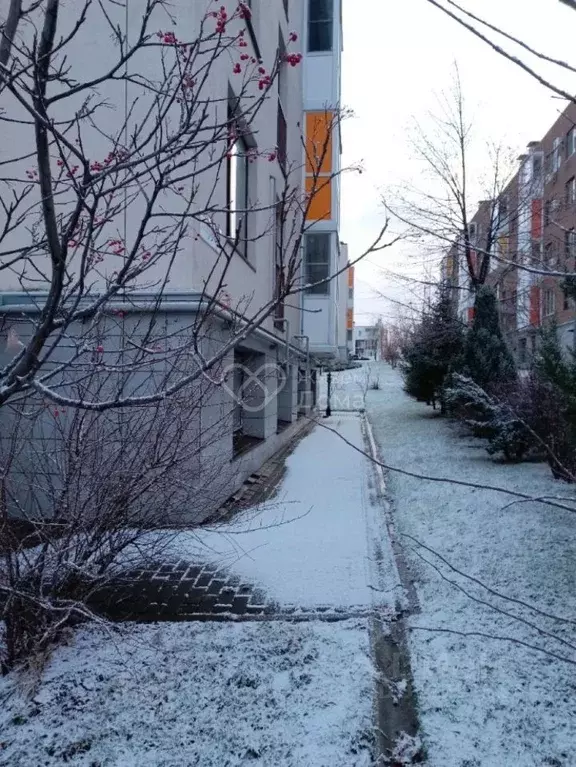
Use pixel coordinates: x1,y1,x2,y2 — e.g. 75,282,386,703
498,196,509,229
566,229,576,259
554,136,563,171
304,232,331,294
227,135,249,257
567,176,576,205
308,0,333,52
532,152,543,182
274,197,285,324
567,128,576,157
543,289,556,317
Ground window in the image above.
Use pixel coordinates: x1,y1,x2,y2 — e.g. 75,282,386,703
544,199,551,226
554,136,563,171
566,229,576,259
274,197,285,323
568,127,576,157
468,222,477,240
308,0,333,52
543,289,556,317
226,134,250,256
545,242,556,267
348,287,353,300
567,177,576,205
277,102,287,172
304,232,331,294
498,196,509,229
243,0,261,57
564,289,570,311
346,329,353,342
532,153,543,181
276,33,288,173
545,151,554,181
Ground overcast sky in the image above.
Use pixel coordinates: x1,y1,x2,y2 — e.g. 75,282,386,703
341,0,576,325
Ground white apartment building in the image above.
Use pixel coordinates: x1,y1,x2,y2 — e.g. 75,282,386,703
300,0,351,361
354,325,381,360
0,0,349,520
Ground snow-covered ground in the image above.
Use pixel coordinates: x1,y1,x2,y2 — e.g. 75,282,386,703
0,620,375,767
364,363,576,767
317,364,381,412
0,413,398,766
169,411,399,611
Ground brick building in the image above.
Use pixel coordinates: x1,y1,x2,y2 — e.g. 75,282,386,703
446,101,576,366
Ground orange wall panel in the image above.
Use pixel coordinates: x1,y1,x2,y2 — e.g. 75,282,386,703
346,308,354,329
305,111,334,174
348,266,354,288
305,177,332,221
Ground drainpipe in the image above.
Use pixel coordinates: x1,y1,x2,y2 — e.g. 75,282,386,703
293,334,310,384
294,334,311,411
274,317,290,367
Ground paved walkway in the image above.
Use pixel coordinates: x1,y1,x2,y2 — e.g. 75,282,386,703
92,411,401,622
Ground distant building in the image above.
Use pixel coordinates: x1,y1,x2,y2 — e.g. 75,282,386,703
354,325,380,359
444,99,576,368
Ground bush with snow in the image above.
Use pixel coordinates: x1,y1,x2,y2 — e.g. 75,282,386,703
445,374,535,462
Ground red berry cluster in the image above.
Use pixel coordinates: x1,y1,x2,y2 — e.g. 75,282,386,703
157,30,178,45
212,6,228,33
237,2,251,20
258,66,271,90
284,52,303,67
108,238,125,256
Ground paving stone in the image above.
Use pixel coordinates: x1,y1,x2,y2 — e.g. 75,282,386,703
195,572,213,588
212,604,233,614
231,596,250,614
207,578,227,595
215,589,235,606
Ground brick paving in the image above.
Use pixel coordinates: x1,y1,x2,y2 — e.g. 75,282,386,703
89,561,275,621
88,419,327,624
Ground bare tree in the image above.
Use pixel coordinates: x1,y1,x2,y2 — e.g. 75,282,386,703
424,0,576,105
0,0,400,668
386,68,520,300
0,361,234,670
0,0,395,414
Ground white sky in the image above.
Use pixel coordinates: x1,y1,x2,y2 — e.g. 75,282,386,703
341,0,576,325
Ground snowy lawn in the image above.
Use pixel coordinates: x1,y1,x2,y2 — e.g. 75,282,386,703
364,362,576,767
317,363,381,413
0,414,397,766
0,619,376,767
164,412,399,611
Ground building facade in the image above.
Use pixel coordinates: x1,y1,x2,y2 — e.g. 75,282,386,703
300,0,350,361
0,0,348,521
446,100,576,368
353,325,381,360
